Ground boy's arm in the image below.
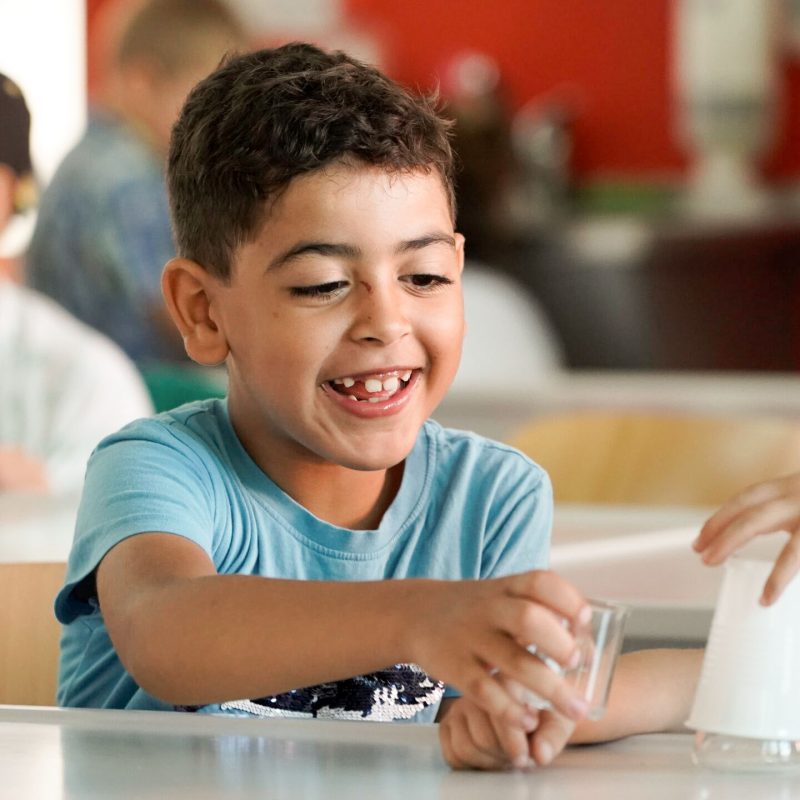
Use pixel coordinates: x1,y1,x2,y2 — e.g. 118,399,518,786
569,648,703,743
97,531,591,724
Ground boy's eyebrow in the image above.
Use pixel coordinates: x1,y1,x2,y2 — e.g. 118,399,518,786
396,233,456,252
266,232,456,272
267,242,361,271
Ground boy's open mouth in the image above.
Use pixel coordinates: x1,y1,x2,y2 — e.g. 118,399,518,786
325,369,415,403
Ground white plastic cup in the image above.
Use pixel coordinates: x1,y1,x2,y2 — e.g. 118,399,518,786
687,556,800,769
523,598,629,720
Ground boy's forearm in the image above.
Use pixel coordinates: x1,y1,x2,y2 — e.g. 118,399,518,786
569,648,703,743
121,575,429,705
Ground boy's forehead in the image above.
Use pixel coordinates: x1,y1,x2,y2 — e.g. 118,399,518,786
258,162,453,230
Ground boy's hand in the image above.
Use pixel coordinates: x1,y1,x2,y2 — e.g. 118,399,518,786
439,691,576,770
693,473,800,604
407,570,590,732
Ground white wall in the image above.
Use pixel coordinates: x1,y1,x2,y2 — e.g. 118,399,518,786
0,0,86,185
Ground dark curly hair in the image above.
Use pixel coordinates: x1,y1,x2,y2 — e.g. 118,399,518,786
167,42,456,280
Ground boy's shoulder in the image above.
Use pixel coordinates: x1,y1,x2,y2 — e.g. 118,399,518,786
95,398,228,460
424,418,547,484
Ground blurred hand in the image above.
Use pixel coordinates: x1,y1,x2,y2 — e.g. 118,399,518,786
693,473,800,604
407,570,590,733
439,685,576,770
0,446,49,493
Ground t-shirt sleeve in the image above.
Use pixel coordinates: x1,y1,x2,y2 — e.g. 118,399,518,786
479,463,553,579
55,420,218,624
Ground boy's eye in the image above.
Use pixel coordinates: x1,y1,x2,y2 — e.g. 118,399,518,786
405,274,454,290
290,281,348,298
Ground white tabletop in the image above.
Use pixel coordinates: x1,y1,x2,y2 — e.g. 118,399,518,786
0,706,796,800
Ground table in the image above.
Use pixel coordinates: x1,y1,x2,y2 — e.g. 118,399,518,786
0,706,796,800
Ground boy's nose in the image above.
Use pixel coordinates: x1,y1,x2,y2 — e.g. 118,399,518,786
348,281,411,345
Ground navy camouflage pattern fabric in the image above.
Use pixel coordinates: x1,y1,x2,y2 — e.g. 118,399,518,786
181,664,444,721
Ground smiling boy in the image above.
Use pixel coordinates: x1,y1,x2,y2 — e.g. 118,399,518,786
56,43,657,770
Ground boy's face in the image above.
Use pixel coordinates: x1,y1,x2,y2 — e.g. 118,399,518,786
215,163,465,473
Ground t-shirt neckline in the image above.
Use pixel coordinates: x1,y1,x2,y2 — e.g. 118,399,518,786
213,399,435,558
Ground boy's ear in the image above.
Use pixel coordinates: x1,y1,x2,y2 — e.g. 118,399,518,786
454,232,466,274
161,257,230,366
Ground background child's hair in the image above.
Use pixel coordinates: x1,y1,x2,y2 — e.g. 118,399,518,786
167,42,456,280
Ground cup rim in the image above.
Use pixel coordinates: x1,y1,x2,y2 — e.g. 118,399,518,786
587,598,631,617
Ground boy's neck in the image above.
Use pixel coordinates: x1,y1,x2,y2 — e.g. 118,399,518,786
228,412,405,530
284,460,405,530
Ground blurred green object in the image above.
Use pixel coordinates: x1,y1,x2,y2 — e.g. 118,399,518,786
140,362,227,413
574,180,680,217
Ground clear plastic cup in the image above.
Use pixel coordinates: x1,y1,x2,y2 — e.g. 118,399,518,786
522,598,629,720
568,599,629,720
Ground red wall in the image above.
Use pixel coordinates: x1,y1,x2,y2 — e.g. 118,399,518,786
345,0,800,183
87,0,800,183
346,0,683,180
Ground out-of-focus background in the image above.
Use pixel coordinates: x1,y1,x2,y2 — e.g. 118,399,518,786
8,0,800,381
8,1,800,672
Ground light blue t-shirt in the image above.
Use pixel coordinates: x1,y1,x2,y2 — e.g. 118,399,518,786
55,399,552,721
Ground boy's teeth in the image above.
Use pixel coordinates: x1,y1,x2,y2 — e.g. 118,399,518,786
332,370,414,396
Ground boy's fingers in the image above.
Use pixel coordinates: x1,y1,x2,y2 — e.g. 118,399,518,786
463,703,504,759
506,571,588,626
762,536,800,605
439,720,468,770
491,714,533,769
496,598,578,668
477,636,588,724
529,710,575,767
458,659,531,729
447,717,508,771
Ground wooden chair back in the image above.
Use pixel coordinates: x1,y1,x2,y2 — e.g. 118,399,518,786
0,561,65,705
509,411,800,506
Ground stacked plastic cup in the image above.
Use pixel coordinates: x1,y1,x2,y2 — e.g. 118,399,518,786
687,555,800,771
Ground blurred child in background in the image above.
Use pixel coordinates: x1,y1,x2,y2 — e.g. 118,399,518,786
26,0,247,366
0,72,151,496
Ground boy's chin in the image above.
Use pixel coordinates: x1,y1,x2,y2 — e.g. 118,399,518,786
340,451,410,473
322,426,420,472
332,440,415,473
